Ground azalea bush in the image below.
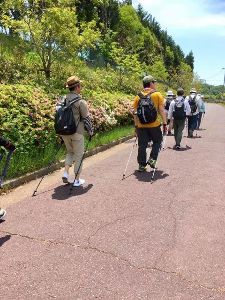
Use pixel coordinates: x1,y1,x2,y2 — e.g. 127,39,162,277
0,84,133,153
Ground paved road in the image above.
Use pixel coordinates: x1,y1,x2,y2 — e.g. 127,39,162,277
0,103,225,300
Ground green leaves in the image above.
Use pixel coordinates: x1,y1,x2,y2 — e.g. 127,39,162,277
1,0,100,79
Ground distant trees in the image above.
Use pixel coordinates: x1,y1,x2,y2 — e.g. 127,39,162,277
0,0,194,86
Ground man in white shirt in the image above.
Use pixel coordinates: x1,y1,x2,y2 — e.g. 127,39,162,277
185,88,202,137
168,88,191,149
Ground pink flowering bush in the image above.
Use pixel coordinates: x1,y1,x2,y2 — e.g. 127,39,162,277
0,84,133,152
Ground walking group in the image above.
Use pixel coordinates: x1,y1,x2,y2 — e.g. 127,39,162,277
0,74,206,220
133,75,205,172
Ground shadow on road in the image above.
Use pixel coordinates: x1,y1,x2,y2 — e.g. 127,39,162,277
184,135,202,139
167,145,192,151
52,184,93,201
0,234,11,247
134,170,169,182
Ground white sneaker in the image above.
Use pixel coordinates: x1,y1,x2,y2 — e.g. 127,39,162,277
73,179,85,187
0,208,6,220
62,171,69,183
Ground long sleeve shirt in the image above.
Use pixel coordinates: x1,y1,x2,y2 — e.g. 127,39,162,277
168,96,191,120
185,94,202,116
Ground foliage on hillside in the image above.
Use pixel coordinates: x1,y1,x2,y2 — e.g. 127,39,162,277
0,0,194,87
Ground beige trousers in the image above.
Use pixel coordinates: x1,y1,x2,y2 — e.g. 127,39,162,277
61,133,84,177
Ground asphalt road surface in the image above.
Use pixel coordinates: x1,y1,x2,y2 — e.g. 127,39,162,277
0,103,225,300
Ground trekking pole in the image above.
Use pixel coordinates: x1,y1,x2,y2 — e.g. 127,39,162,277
150,134,165,183
122,136,137,180
162,134,167,150
69,135,92,195
0,150,14,188
32,142,63,197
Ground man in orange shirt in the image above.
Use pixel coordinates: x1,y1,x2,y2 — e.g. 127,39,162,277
133,75,167,171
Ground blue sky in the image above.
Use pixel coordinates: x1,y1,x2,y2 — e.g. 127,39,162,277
133,0,225,86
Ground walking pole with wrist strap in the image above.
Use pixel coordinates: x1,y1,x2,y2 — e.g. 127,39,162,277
122,136,137,180
32,141,63,196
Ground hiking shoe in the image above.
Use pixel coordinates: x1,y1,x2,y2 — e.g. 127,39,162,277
73,179,85,187
0,208,6,220
138,165,147,172
62,171,69,184
148,158,157,169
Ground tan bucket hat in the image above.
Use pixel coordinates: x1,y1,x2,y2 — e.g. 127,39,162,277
65,75,82,88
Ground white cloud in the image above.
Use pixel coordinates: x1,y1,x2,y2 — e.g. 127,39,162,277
134,0,225,32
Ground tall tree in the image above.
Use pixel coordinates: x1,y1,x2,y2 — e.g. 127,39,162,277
185,51,194,71
2,0,100,79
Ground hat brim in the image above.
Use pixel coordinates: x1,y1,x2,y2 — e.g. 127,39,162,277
66,80,83,88
143,80,157,84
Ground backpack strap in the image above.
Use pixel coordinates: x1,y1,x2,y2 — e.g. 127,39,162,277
138,90,155,99
66,95,82,129
67,95,81,107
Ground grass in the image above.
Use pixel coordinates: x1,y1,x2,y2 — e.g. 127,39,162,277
0,125,134,180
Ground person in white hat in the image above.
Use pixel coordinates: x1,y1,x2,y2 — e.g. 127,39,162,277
164,90,175,135
185,88,202,137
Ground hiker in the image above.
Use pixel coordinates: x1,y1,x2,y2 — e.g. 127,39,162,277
58,76,93,186
168,88,191,149
0,136,15,220
133,75,167,171
186,88,202,137
196,94,205,130
164,90,174,135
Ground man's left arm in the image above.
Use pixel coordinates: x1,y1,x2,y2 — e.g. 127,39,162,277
158,94,167,125
133,96,139,127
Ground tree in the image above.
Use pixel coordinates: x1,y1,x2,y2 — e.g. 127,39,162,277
116,5,145,54
185,51,194,71
2,0,100,79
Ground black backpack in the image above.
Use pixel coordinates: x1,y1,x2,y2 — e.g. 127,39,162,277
165,99,171,111
173,99,186,120
136,92,157,124
54,96,80,135
189,96,197,114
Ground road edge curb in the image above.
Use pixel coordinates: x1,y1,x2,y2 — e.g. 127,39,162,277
2,134,135,190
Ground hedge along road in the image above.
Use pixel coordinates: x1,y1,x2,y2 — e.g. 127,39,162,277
0,103,225,300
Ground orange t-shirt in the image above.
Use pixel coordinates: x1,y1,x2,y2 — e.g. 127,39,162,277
133,88,164,128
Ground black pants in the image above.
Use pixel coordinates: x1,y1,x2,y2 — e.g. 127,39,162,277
137,126,162,166
173,119,185,146
188,114,198,132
